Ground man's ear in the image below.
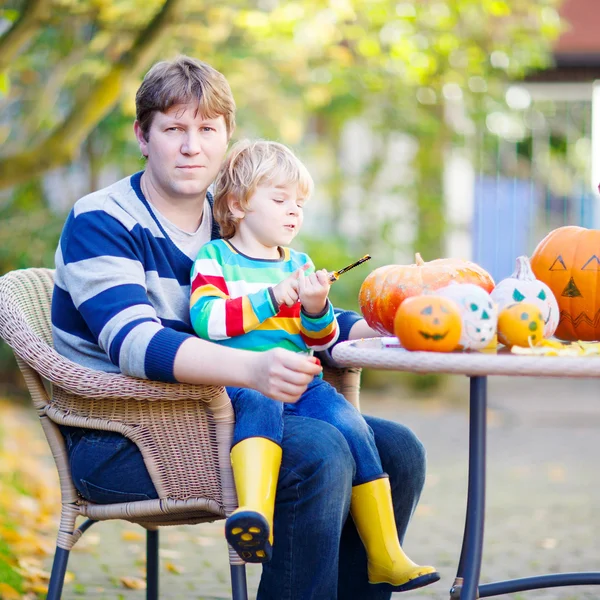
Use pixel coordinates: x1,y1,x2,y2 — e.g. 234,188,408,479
228,197,245,219
134,121,149,158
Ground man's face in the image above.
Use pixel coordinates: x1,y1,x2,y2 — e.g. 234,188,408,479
134,103,229,202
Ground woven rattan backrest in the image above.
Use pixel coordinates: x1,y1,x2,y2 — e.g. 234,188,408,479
0,268,81,502
0,268,55,348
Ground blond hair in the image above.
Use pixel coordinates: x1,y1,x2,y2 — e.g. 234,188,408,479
213,139,314,239
136,55,236,140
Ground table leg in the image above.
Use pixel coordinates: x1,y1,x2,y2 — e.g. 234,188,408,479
450,376,487,600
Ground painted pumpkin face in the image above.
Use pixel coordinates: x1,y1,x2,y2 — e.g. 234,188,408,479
491,256,559,338
437,283,498,350
531,226,600,341
497,302,544,348
394,295,462,352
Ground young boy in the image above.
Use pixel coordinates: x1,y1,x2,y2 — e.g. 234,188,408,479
189,140,439,591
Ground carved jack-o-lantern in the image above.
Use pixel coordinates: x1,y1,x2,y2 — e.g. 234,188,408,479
437,283,498,350
394,295,462,352
531,226,600,341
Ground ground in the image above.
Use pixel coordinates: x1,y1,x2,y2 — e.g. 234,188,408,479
36,375,600,599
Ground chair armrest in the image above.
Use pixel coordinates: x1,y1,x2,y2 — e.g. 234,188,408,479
6,322,222,402
322,365,362,411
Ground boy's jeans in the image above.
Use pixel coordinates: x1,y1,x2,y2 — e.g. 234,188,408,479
62,415,426,600
227,377,384,484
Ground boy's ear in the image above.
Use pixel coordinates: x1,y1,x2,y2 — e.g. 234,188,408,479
228,198,245,219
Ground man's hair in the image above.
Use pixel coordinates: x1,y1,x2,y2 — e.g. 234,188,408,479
136,55,236,140
213,139,314,239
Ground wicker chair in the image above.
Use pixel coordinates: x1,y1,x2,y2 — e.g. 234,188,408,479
0,267,361,600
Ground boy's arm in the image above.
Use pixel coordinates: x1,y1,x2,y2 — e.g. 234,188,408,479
299,301,339,351
297,257,339,351
190,245,279,340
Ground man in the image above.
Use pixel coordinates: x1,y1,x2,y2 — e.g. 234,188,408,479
52,55,436,599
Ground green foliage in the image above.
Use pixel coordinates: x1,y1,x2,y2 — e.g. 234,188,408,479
0,205,64,274
0,0,563,389
0,555,23,595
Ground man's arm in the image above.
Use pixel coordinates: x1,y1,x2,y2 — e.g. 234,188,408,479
313,308,383,366
56,208,189,382
173,338,321,403
347,318,385,340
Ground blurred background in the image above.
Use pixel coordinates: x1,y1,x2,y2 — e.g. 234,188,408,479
2,0,600,597
2,0,597,389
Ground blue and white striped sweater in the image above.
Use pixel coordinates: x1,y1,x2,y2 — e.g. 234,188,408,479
52,172,361,382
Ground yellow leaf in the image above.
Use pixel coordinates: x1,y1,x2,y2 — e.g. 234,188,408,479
121,530,145,542
165,562,183,574
120,576,147,590
0,583,21,600
24,582,49,594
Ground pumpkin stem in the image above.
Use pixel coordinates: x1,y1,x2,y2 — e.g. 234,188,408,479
511,255,535,281
415,252,425,266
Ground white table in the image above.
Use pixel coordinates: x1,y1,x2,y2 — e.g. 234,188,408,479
332,337,600,600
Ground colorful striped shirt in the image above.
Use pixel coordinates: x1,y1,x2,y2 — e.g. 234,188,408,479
190,240,339,353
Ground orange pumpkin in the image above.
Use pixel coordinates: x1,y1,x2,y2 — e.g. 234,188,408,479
359,253,495,335
394,295,462,352
531,226,600,341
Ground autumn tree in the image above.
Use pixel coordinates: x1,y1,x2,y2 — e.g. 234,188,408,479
0,0,562,259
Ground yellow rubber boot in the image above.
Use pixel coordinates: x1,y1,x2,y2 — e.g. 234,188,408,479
351,477,440,591
225,437,282,563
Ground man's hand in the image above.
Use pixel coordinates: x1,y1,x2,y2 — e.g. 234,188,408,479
250,348,322,403
298,268,330,315
272,264,309,308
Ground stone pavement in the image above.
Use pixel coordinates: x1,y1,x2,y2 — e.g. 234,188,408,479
46,375,600,600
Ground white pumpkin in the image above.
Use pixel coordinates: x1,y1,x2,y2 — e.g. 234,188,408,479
436,283,498,350
490,255,559,338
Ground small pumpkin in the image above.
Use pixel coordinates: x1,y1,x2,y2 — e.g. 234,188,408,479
436,283,498,350
497,302,544,348
491,256,559,338
394,295,462,352
530,226,600,341
359,253,495,335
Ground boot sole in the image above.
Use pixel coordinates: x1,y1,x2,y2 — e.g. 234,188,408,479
225,511,272,563
387,571,441,592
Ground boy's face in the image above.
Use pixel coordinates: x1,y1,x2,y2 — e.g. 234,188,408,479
235,180,305,249
134,102,229,203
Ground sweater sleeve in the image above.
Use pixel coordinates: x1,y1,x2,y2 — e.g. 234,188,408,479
299,300,339,351
190,243,279,340
313,307,363,366
56,207,191,382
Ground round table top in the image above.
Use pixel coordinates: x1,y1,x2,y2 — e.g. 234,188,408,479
331,337,600,378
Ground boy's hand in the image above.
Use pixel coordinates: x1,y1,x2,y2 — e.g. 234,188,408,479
298,268,330,315
272,264,309,308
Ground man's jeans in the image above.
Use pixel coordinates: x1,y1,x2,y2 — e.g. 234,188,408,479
61,415,426,600
227,377,383,485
